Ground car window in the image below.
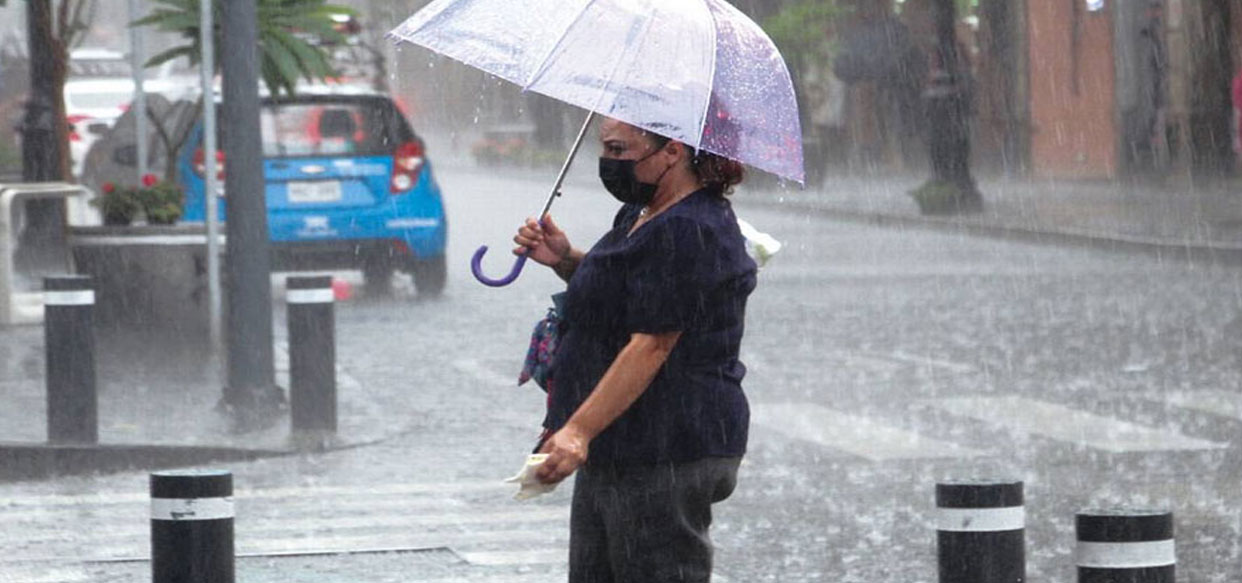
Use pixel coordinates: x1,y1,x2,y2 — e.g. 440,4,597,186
66,91,132,111
259,101,405,158
69,59,131,79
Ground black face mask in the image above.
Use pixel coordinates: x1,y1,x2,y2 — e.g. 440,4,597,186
599,148,668,206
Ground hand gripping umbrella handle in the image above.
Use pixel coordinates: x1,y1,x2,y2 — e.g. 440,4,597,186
470,111,596,288
471,245,529,287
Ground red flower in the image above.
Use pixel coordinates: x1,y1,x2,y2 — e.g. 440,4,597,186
102,182,116,194
141,173,158,188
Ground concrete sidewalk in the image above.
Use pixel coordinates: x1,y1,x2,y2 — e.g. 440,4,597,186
0,276,396,482
741,174,1242,261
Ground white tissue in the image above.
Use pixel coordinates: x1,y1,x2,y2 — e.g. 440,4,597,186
504,453,558,500
737,218,782,267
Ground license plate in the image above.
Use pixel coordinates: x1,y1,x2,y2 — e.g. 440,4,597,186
287,181,342,203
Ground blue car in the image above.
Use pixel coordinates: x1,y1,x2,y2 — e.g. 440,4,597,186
178,92,448,295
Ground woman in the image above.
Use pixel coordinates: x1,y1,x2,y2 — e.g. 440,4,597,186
512,117,757,582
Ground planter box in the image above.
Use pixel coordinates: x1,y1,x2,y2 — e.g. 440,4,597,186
70,225,223,348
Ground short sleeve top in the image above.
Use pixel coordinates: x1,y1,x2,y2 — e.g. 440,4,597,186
546,188,757,466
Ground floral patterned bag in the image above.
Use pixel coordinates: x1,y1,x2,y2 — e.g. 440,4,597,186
518,292,565,393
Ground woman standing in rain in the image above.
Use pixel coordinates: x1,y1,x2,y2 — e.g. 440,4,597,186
513,116,757,582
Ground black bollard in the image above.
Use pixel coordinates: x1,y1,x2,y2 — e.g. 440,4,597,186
1076,509,1174,583
936,479,1025,583
287,276,336,434
151,469,234,583
43,275,96,444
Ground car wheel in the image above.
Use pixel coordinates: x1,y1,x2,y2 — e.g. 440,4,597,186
362,262,394,296
412,256,446,297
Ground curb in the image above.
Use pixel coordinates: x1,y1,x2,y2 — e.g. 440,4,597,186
0,442,293,483
745,199,1242,266
0,427,414,484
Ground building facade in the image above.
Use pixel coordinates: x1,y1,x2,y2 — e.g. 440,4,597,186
993,0,1237,180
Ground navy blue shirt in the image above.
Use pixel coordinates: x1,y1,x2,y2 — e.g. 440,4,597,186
546,188,757,466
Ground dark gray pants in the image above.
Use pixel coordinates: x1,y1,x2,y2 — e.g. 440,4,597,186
568,456,742,583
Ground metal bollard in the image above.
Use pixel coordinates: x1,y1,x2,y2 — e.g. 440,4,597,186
151,469,234,583
936,479,1025,583
286,276,336,434
1076,509,1174,583
43,275,96,444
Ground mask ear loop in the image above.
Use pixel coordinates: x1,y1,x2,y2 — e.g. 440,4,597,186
634,140,676,191
648,147,678,190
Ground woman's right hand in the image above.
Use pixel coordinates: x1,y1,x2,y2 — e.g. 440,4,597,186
513,215,571,267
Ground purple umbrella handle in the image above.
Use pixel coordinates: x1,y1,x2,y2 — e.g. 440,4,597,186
471,112,596,289
471,245,529,287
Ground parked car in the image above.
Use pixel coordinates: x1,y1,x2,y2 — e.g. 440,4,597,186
66,48,190,178
180,90,448,295
470,124,536,166
83,86,448,295
66,76,138,176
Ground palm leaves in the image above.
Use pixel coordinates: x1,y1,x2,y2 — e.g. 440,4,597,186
134,0,356,96
763,0,845,66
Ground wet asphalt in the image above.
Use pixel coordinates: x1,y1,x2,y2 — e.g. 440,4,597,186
3,159,1242,582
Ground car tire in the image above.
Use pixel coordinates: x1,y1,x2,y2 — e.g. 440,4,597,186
362,262,394,296
412,256,446,297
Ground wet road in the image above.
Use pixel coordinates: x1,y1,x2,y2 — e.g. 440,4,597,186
5,161,1242,582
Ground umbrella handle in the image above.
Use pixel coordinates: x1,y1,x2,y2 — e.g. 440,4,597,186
471,245,528,287
471,111,596,288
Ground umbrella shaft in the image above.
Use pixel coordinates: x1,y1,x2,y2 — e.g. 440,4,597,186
538,111,597,220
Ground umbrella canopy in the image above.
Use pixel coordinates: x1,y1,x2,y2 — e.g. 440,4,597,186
389,0,805,183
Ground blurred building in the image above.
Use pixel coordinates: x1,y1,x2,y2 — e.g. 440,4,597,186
992,0,1237,180
816,0,1240,181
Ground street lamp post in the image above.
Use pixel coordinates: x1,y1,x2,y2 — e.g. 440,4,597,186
128,0,149,180
220,0,280,427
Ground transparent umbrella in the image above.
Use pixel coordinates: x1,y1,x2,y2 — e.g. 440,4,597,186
389,0,803,286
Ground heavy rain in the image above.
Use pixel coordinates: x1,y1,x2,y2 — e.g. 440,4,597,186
0,0,1241,582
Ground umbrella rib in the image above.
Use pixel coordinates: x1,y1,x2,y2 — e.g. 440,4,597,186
586,4,659,118
521,0,598,91
385,0,457,45
694,0,721,153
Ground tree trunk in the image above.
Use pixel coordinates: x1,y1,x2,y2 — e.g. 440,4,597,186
15,0,69,275
21,0,62,182
915,0,981,214
1189,0,1234,177
148,97,203,184
50,31,69,182
976,0,1025,176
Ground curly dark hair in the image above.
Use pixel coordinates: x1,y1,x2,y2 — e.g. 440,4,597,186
644,133,745,195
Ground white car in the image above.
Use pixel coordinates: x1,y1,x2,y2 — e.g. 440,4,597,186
66,77,137,175
66,48,186,178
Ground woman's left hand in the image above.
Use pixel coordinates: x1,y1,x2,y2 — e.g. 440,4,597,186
535,425,590,484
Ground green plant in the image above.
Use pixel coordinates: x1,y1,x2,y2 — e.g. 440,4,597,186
133,173,185,224
135,0,355,97
91,181,142,226
763,0,846,73
91,173,184,225
908,179,982,215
